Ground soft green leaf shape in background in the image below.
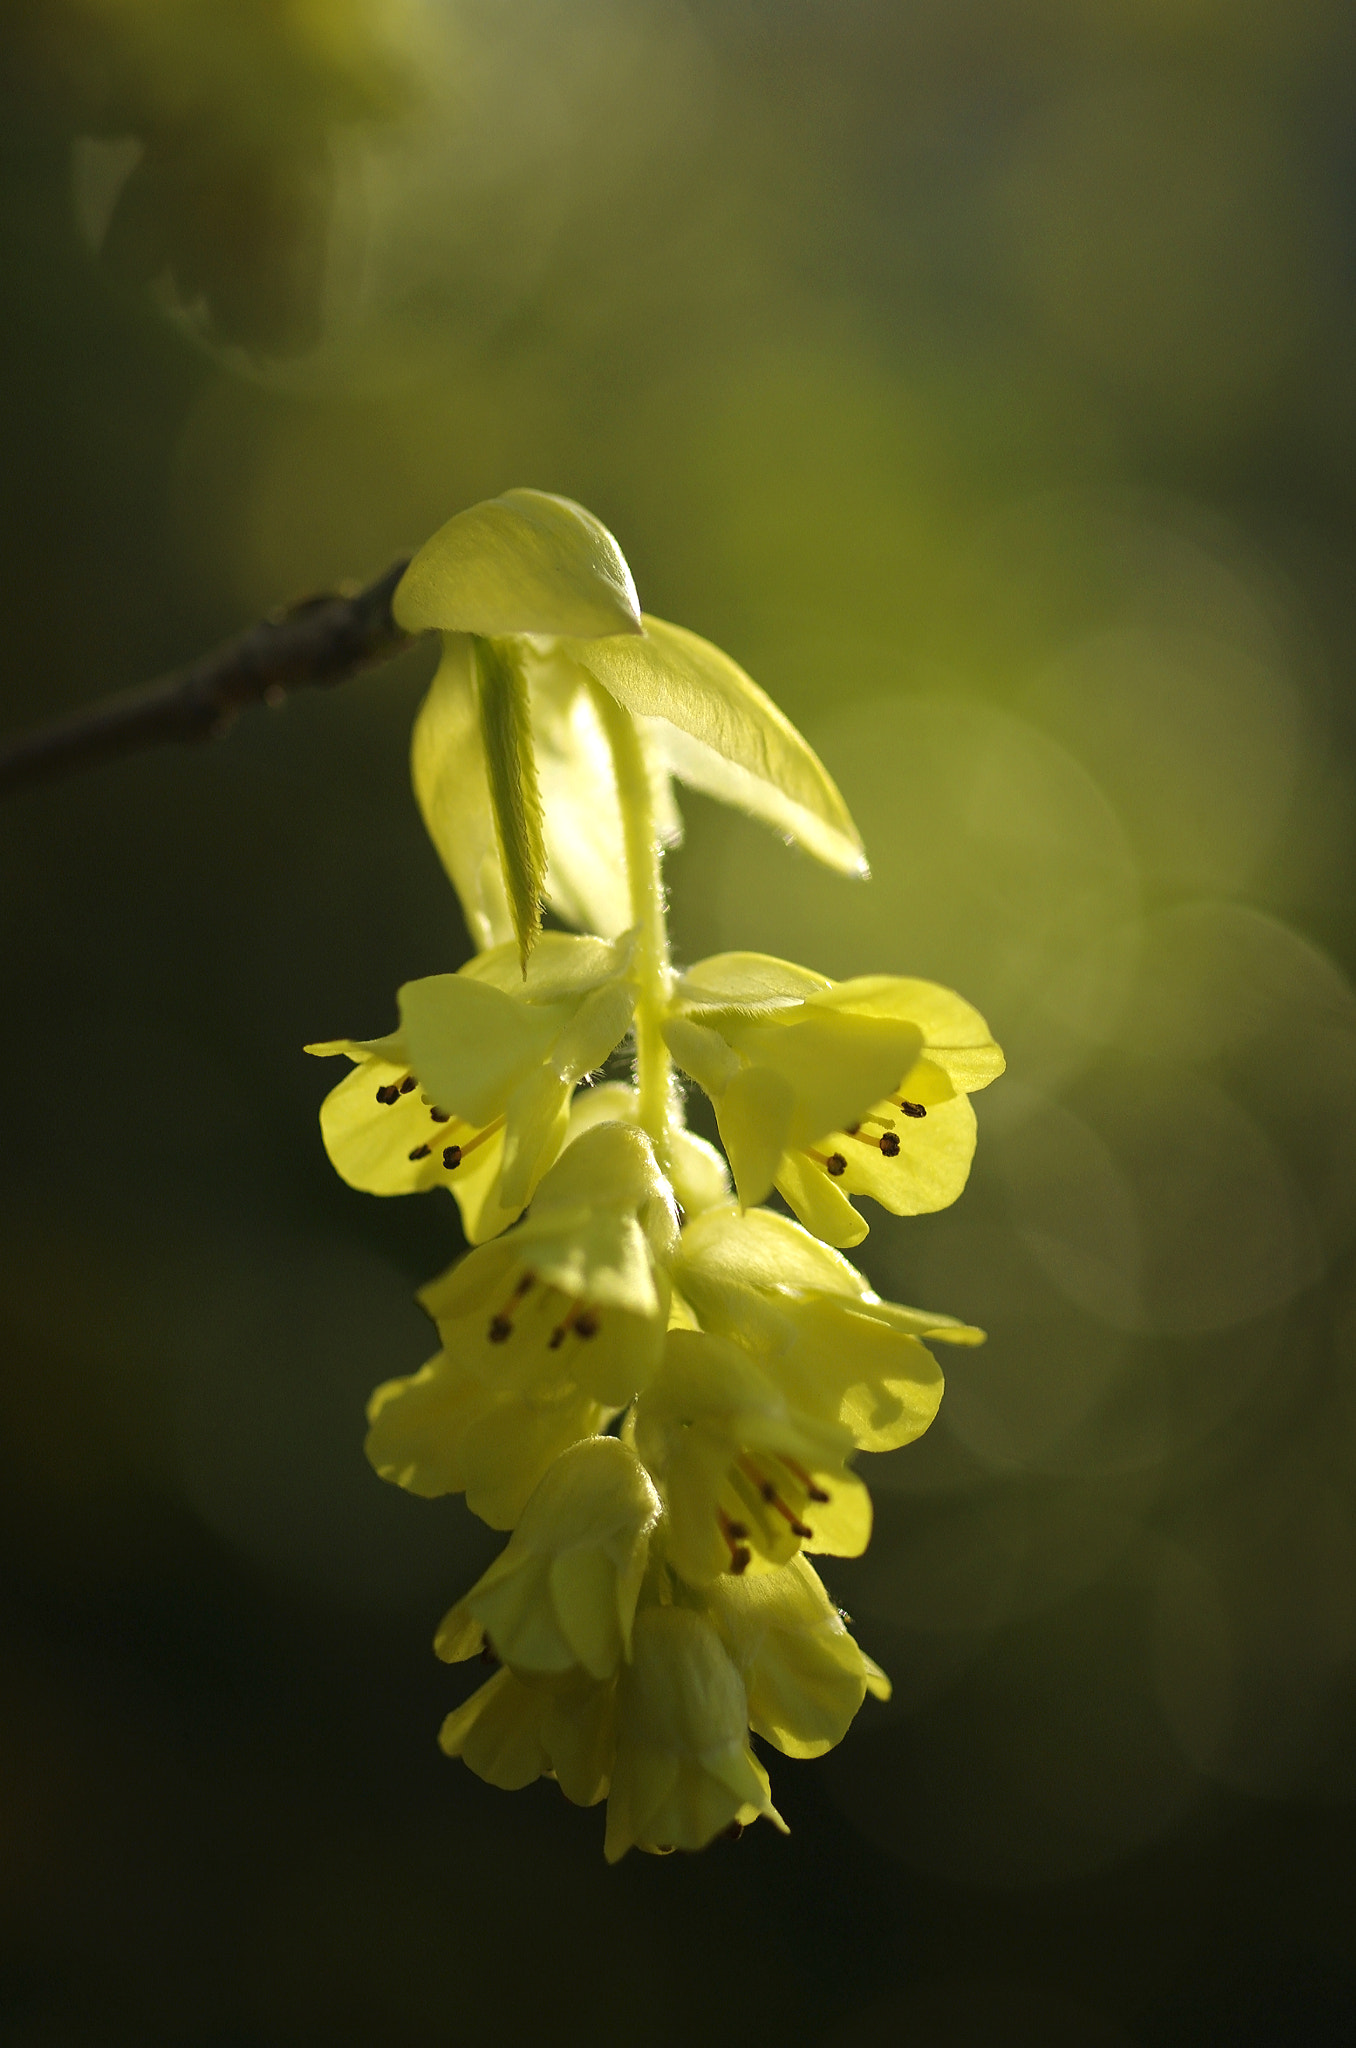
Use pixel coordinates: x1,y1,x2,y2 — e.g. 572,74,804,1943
394,487,643,640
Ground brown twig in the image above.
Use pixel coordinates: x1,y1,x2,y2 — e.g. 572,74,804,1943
0,558,416,799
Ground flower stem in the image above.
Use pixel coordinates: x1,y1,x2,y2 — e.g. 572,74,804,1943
589,683,673,1166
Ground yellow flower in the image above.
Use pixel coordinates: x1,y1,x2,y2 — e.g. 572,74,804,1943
438,1665,616,1808
631,1330,871,1584
603,1606,786,1860
666,952,1005,1247
700,1554,891,1759
433,1437,661,1681
305,929,636,1241
396,490,866,957
675,1201,983,1452
365,1123,677,1526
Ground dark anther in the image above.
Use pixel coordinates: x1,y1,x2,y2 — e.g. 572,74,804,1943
760,1480,777,1504
442,1145,463,1170
408,1143,431,1161
573,1311,600,1339
731,1546,752,1575
487,1316,512,1343
375,1083,400,1105
807,1483,830,1503
547,1328,566,1350
721,1821,745,1841
790,1517,814,1539
398,1075,418,1094
430,1108,450,1123
727,1521,750,1541
879,1131,901,1157
845,1123,860,1137
826,1152,847,1176
514,1275,534,1299
899,1100,927,1118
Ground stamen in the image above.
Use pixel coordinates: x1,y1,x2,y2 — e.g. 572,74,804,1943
408,1143,431,1161
430,1108,450,1123
805,1149,848,1175
878,1131,900,1157
780,1456,830,1504
717,1508,753,1575
487,1316,513,1343
443,1115,508,1171
375,1083,400,1106
398,1075,418,1095
894,1099,927,1118
573,1311,600,1340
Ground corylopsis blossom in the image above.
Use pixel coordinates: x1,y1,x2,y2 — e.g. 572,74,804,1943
310,488,1004,1856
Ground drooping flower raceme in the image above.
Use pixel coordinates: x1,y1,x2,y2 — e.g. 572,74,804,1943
309,488,1004,1856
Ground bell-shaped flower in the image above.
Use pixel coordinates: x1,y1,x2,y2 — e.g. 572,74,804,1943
631,1330,871,1584
433,1437,662,1681
675,1202,982,1453
603,1605,786,1860
699,1554,891,1759
365,1123,677,1526
396,489,866,956
438,1665,616,1809
305,929,636,1243
666,952,1004,1247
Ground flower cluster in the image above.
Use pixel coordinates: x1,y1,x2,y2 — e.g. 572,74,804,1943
309,489,1003,1857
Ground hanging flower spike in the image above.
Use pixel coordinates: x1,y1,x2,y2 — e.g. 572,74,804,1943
675,1202,983,1451
697,1553,891,1760
305,929,637,1240
365,1123,677,1526
395,489,865,958
310,487,1004,1857
667,951,1005,1247
434,1436,662,1681
631,1329,872,1585
603,1605,787,1861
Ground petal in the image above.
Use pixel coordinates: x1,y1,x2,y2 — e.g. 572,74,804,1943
498,1067,571,1214
773,1153,869,1250
662,1015,741,1098
799,1466,872,1559
836,1090,979,1216
715,1064,795,1209
821,977,1005,1093
569,615,866,876
398,974,566,1126
410,634,513,951
438,1669,550,1791
394,488,643,639
313,1049,451,1197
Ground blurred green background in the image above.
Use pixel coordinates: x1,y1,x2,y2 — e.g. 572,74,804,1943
4,1,1356,2040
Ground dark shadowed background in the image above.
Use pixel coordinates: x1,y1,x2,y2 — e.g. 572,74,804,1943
3,2,1356,2041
